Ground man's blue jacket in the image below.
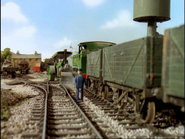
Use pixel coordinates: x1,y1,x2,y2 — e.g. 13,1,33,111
73,74,86,88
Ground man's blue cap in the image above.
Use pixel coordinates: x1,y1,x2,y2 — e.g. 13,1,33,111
77,68,82,71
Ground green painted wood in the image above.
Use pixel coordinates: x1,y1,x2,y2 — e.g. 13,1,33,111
87,50,102,78
162,25,184,99
102,38,146,89
102,36,163,89
72,54,79,66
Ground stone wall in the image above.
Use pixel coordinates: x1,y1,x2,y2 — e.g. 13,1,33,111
11,58,41,70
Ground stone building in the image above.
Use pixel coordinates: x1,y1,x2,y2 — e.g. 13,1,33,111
11,51,41,70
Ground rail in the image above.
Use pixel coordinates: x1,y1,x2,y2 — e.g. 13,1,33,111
42,81,49,139
22,81,103,138
59,82,103,138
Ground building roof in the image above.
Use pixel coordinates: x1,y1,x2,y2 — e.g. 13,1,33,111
11,52,41,59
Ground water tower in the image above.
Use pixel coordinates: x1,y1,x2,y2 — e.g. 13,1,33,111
133,0,171,37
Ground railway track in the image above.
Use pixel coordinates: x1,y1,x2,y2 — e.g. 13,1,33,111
65,86,120,138
21,82,103,139
66,85,184,138
17,78,183,139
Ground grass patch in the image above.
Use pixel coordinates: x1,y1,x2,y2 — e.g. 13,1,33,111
25,98,29,101
16,103,20,106
1,88,30,121
3,111,8,115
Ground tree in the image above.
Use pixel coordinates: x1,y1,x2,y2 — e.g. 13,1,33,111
43,58,49,63
1,48,13,62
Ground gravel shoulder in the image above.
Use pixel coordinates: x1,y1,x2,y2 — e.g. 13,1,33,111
1,72,47,139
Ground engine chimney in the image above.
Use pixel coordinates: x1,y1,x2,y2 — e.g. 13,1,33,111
63,49,67,65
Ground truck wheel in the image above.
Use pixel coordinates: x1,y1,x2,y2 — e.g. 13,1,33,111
140,101,156,123
26,70,29,74
103,86,109,99
86,79,91,88
7,74,12,78
50,74,55,81
3,72,7,77
12,72,16,78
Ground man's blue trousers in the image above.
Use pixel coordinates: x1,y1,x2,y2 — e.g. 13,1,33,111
76,88,83,101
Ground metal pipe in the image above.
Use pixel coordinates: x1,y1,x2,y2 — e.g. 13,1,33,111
147,21,157,37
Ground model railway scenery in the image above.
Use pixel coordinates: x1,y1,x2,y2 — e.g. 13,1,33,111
1,0,184,139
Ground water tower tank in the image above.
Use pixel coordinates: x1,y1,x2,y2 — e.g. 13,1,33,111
133,0,170,36
133,0,170,22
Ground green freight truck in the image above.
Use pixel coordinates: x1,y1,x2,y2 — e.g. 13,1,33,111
72,41,116,79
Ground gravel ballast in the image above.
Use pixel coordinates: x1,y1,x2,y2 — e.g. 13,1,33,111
1,72,46,139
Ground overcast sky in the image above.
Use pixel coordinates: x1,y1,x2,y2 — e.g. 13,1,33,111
1,0,184,60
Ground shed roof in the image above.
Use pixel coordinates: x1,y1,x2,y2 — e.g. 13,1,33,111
11,53,41,59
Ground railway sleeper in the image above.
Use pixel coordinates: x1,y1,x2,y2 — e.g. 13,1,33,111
48,120,85,124
48,112,77,116
47,130,92,136
47,124,86,130
48,115,79,120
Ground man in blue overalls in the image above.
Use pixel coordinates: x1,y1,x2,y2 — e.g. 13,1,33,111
73,68,86,101
3,59,8,65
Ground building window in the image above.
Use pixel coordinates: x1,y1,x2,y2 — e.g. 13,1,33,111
29,59,32,62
